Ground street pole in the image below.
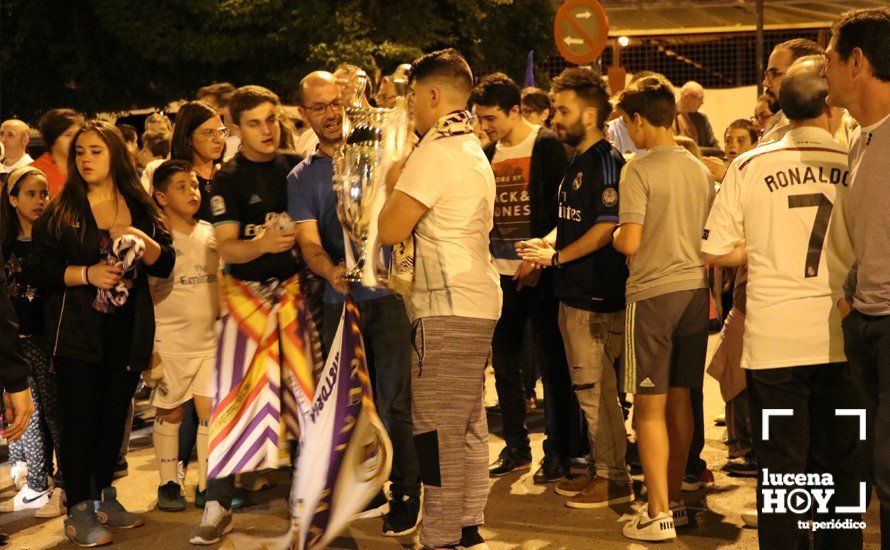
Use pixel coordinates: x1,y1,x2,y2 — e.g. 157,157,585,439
756,0,764,96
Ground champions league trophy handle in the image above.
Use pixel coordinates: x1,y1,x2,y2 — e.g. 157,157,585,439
333,70,409,287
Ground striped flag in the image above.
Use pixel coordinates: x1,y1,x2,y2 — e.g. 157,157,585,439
209,274,315,478
290,300,392,549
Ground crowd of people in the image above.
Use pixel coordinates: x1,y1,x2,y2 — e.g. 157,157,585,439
0,6,888,549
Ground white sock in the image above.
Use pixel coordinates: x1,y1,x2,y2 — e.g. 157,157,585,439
197,419,209,492
153,418,181,486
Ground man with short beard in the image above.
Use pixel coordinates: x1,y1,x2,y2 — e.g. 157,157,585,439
286,71,421,537
760,38,825,143
517,67,633,510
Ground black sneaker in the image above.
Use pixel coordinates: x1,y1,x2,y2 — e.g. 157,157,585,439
533,455,569,484
488,448,531,478
157,482,186,512
382,493,420,537
459,525,487,549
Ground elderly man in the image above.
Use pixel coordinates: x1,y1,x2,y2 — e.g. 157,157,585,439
0,120,33,174
672,81,719,153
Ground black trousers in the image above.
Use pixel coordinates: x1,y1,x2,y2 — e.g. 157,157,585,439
54,356,140,512
491,273,574,459
843,311,890,548
686,387,707,476
747,363,864,550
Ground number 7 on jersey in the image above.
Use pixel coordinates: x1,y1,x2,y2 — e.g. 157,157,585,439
787,193,833,278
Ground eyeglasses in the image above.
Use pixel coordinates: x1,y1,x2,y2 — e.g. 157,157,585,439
304,100,343,116
753,112,773,124
195,127,229,139
763,68,785,81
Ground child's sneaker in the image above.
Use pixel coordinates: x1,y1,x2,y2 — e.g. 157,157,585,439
622,503,676,542
0,483,51,512
670,499,688,527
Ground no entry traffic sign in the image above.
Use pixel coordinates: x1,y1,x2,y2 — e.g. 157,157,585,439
554,0,609,65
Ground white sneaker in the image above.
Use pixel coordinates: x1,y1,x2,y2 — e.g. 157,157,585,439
622,504,676,542
670,499,688,527
0,483,51,512
741,508,758,528
189,501,233,545
35,488,65,518
10,462,27,491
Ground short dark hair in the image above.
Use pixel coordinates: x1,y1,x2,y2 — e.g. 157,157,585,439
38,108,84,149
152,159,193,195
779,68,829,121
142,130,171,157
775,38,825,62
117,124,138,144
831,7,890,82
196,82,236,107
229,85,281,126
552,67,613,131
171,100,221,161
725,119,758,144
471,73,521,114
409,48,473,94
616,76,676,129
521,87,551,113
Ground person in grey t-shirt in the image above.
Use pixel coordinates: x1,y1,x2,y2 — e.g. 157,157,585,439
824,7,890,548
612,76,712,543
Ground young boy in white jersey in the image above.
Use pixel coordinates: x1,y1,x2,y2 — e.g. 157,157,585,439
148,160,220,512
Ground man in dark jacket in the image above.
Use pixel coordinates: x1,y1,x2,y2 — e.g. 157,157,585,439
472,73,576,483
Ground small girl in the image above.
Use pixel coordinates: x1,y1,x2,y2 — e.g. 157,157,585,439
0,166,64,517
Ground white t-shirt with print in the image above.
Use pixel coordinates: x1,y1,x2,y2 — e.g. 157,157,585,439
395,131,502,321
150,221,220,356
490,126,539,276
701,127,854,370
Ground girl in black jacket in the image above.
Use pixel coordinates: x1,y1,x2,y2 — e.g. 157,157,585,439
27,120,174,547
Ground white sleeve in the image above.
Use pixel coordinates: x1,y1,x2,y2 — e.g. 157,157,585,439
394,142,445,208
701,162,744,256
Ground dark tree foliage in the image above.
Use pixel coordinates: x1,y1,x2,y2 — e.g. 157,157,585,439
0,0,555,122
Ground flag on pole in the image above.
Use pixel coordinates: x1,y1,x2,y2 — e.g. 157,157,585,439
524,50,536,88
290,299,392,549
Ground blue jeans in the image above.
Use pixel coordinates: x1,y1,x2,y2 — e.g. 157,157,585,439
322,294,420,497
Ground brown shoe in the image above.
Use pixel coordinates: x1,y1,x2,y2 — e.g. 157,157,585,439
566,477,634,509
555,473,592,497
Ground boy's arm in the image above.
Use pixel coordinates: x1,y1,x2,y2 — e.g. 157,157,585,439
613,223,642,256
215,224,295,265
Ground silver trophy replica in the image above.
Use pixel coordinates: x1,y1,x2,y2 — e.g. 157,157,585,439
333,70,410,287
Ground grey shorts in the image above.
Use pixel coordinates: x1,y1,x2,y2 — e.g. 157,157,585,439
622,288,709,395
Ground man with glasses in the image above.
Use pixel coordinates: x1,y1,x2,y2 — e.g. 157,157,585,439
760,39,825,144
287,71,421,537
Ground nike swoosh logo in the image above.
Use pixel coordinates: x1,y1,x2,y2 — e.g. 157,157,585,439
22,491,49,504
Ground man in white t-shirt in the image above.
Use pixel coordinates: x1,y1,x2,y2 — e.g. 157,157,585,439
702,65,863,549
472,72,575,484
0,120,33,175
378,49,502,550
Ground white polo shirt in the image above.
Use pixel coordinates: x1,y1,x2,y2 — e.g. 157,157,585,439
395,125,502,321
701,126,855,370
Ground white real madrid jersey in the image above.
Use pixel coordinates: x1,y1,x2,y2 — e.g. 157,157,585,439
702,127,855,369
